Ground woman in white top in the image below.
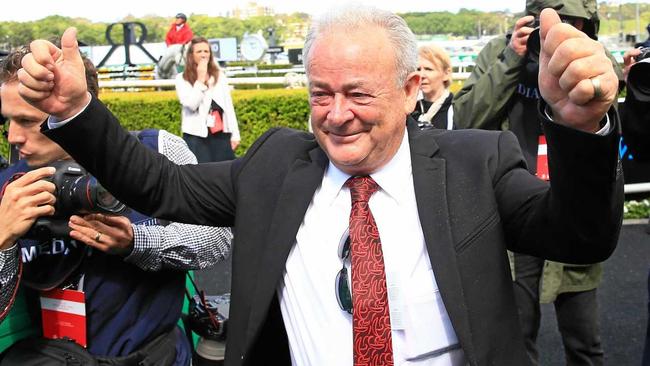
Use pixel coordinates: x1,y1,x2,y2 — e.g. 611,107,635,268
175,37,240,162
410,44,455,130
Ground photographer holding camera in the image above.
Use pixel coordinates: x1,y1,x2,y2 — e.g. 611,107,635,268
621,46,650,161
454,1,623,365
619,45,650,366
0,47,232,365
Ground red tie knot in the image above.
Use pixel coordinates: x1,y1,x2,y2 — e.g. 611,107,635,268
345,176,379,203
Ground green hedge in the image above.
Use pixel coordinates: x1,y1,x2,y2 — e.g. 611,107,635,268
1,126,7,160
0,89,310,160
102,89,310,156
624,200,650,219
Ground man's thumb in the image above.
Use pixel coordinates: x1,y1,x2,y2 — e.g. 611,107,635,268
539,8,562,44
61,27,80,62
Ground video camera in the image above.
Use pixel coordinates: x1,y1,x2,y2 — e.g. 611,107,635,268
627,47,650,101
21,160,127,239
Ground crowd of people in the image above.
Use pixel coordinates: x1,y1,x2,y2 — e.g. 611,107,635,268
0,2,647,365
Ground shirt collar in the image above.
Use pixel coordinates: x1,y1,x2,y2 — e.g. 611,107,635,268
320,130,412,205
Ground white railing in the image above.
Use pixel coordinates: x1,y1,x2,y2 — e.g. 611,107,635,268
624,183,650,194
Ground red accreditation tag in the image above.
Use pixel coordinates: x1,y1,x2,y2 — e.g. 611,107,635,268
40,288,87,347
536,135,550,181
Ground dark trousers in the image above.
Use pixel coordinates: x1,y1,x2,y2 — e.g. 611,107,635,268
513,253,603,366
183,132,235,163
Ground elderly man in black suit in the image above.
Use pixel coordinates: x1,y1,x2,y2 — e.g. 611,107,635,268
14,4,622,366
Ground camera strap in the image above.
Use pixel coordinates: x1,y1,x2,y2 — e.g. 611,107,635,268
0,172,25,199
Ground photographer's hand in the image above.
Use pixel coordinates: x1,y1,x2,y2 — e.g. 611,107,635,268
538,8,618,132
0,167,56,250
509,15,535,56
623,48,641,81
18,27,91,121
68,214,134,256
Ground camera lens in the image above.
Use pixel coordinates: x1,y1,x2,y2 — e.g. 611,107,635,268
526,28,541,63
627,59,650,102
48,161,127,217
94,183,126,213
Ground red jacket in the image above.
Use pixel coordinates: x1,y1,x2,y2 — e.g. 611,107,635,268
165,23,193,46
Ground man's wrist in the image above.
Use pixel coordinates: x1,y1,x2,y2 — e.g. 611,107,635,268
543,106,610,135
0,234,16,251
53,92,92,121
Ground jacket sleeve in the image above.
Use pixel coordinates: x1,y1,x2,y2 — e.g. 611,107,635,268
453,36,526,130
43,97,237,227
175,75,208,111
124,130,233,271
126,224,232,271
494,105,623,263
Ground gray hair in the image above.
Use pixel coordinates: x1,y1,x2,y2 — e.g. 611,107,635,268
302,3,418,87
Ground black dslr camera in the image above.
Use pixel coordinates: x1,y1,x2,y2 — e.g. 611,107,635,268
627,47,650,100
188,293,229,342
23,161,127,239
525,17,542,64
525,16,582,64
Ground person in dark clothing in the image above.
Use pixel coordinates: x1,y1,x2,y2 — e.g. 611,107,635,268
410,44,455,130
620,46,650,366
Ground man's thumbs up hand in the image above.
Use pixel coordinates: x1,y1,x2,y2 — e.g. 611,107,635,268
538,8,617,132
18,27,90,120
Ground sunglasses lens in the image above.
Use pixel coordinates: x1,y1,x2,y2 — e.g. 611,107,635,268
336,267,352,314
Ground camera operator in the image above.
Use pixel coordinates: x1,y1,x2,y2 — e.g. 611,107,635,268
0,47,232,365
453,1,623,364
620,46,650,366
621,47,650,160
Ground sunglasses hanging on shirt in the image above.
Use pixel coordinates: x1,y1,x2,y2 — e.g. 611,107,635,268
335,228,352,314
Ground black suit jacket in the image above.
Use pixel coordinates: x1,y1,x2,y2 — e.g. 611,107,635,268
45,98,623,366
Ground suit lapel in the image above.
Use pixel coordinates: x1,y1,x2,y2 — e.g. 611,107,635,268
245,146,329,347
409,124,476,362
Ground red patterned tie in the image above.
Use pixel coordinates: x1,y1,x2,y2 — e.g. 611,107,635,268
345,176,393,366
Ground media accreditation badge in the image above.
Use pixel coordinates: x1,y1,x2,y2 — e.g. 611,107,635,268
40,288,87,347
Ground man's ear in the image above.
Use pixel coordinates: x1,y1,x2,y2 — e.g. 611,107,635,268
403,71,421,115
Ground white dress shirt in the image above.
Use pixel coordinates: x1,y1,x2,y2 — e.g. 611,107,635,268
279,132,466,366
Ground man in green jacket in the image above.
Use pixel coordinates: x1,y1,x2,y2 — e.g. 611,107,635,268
454,1,622,365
